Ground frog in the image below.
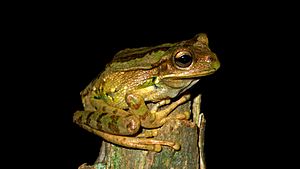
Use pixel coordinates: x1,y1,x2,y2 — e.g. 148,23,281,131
73,33,220,152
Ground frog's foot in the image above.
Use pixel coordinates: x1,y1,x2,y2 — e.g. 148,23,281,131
148,111,190,129
79,123,180,152
142,94,191,128
136,129,158,138
175,111,191,120
155,94,190,119
150,99,171,113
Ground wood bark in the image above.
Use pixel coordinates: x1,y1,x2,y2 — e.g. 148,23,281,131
78,95,206,169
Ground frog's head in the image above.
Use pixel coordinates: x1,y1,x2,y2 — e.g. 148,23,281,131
106,33,220,101
157,33,220,92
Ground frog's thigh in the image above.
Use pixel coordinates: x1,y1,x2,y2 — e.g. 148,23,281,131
79,123,180,152
73,110,140,136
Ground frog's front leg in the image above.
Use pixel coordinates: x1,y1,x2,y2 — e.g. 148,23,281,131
127,93,191,129
150,94,191,122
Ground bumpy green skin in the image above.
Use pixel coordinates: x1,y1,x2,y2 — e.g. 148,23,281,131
73,33,220,152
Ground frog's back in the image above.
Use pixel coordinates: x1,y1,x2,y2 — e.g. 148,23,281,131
107,43,176,71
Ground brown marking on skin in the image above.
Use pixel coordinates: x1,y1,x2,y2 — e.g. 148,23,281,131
108,122,120,134
101,106,106,112
159,62,169,73
97,123,103,130
108,115,120,133
86,111,95,125
129,99,141,110
97,112,108,122
111,115,119,122
95,112,108,130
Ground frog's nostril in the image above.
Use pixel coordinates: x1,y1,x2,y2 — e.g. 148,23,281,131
204,55,213,63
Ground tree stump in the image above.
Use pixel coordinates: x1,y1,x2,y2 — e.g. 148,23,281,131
78,94,206,169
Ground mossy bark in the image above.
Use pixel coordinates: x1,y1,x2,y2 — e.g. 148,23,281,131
78,95,206,169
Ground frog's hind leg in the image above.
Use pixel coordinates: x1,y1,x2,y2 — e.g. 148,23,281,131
73,109,141,136
77,123,180,152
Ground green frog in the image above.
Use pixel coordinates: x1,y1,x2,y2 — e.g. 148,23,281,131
73,33,220,152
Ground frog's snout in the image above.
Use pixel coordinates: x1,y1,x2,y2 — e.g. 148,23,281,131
209,53,220,71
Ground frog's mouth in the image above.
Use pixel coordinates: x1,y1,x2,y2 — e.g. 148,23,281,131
160,78,200,98
178,79,200,95
161,78,200,89
163,68,218,79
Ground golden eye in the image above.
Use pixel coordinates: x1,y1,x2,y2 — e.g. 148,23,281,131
174,51,193,68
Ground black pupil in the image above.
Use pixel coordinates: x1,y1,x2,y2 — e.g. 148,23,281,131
175,54,192,67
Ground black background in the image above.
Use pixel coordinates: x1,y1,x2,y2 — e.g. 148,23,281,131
4,3,297,169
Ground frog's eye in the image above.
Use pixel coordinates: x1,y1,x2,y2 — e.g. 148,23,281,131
174,51,193,68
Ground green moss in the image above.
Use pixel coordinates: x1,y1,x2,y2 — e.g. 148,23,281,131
94,162,107,169
111,145,121,169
